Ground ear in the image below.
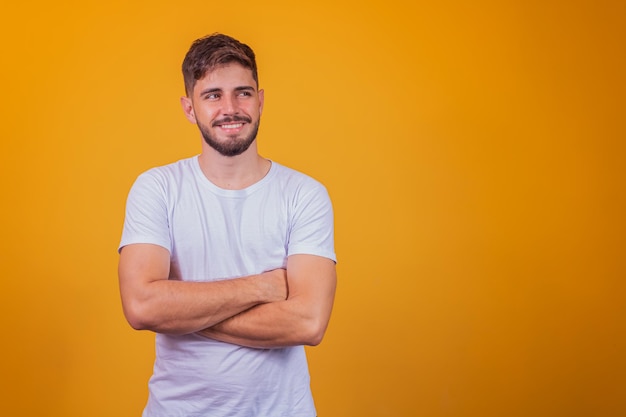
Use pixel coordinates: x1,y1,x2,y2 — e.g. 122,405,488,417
258,89,265,115
180,96,197,124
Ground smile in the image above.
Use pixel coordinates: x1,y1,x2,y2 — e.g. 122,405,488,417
219,123,244,129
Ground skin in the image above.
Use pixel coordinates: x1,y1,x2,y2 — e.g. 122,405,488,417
118,244,287,335
119,63,337,347
197,253,337,348
180,63,269,189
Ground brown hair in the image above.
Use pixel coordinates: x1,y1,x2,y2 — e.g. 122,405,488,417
182,33,258,96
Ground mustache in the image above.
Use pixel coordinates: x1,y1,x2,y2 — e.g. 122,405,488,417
212,115,252,127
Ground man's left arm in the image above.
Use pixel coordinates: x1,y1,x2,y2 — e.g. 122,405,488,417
197,253,336,348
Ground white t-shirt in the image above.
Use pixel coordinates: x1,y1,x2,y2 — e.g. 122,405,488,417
119,156,336,417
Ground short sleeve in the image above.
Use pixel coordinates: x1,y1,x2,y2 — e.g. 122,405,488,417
287,181,337,263
118,171,172,253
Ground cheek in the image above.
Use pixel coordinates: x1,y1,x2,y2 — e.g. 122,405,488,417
194,108,218,123
249,103,262,117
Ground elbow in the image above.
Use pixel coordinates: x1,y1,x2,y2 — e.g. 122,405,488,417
122,299,156,331
126,316,151,332
305,334,324,347
122,298,187,335
301,317,329,346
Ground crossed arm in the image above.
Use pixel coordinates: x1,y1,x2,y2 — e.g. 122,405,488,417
118,243,336,348
197,253,336,348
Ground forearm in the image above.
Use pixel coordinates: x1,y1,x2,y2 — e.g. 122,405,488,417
124,275,282,335
198,254,337,349
119,244,287,335
198,299,326,348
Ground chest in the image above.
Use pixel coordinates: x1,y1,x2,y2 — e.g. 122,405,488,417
167,188,291,280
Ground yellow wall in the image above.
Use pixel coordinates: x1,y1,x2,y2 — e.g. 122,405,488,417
1,1,624,416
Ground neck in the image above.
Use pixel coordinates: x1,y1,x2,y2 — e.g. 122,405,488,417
197,142,271,190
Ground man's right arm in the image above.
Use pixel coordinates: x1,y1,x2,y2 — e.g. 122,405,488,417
118,243,287,335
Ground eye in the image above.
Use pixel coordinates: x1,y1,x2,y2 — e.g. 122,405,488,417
238,91,252,97
203,93,220,100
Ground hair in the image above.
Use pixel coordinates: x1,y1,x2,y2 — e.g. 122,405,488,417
182,33,259,96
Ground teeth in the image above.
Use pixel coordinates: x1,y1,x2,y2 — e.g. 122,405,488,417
221,123,243,129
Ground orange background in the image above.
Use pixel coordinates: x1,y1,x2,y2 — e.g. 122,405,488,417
1,1,624,416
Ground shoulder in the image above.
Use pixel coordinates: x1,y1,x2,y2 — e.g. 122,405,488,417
138,156,198,181
132,156,199,189
270,162,328,194
125,157,200,206
269,162,333,215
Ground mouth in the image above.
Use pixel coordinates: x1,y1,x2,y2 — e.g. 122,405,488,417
213,116,251,129
213,116,252,134
216,122,245,135
219,123,244,129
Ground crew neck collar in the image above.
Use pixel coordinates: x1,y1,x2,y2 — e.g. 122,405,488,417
191,155,277,197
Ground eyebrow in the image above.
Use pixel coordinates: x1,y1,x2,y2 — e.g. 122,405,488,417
198,86,256,96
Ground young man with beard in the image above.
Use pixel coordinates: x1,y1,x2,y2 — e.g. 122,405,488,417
118,33,337,417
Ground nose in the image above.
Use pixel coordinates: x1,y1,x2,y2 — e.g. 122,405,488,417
221,94,239,116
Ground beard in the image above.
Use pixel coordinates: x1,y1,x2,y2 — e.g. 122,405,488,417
198,116,260,157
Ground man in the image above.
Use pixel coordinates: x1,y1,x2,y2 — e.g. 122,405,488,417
118,33,337,417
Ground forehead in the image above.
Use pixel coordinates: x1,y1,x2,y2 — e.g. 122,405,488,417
194,63,257,93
